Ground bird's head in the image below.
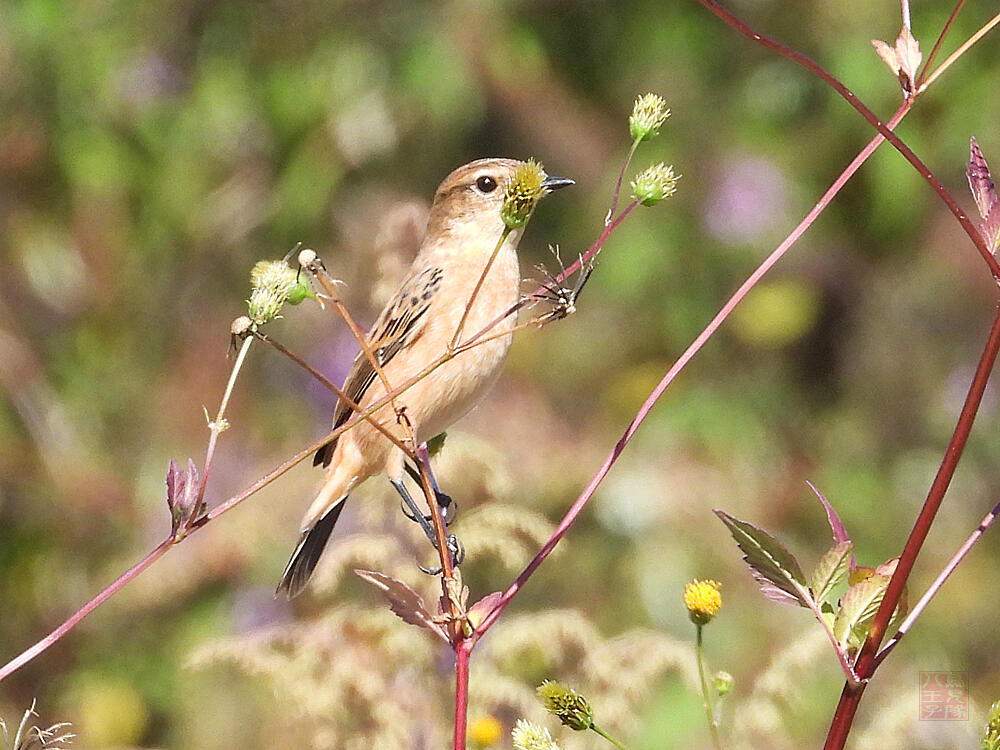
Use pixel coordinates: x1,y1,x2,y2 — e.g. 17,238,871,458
427,158,573,240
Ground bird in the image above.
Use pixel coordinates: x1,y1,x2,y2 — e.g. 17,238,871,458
277,157,573,598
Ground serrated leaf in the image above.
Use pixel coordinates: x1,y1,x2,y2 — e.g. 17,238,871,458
833,573,890,649
715,510,810,608
811,541,853,605
355,569,448,642
806,481,851,546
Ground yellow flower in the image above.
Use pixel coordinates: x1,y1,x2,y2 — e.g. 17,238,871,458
684,579,723,625
468,715,503,747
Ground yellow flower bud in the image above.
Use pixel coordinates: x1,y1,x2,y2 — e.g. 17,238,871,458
537,680,593,731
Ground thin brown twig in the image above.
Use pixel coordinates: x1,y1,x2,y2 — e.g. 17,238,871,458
449,228,512,350
919,11,1000,93
251,330,415,458
915,0,965,86
303,255,417,451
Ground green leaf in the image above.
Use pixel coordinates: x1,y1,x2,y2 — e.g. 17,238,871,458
811,541,853,606
833,574,890,649
715,510,810,607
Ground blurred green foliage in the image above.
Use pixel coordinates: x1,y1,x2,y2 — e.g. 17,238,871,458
1,0,1000,747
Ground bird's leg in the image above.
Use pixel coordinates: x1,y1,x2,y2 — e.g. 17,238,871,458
390,477,438,544
404,461,457,524
390,475,464,574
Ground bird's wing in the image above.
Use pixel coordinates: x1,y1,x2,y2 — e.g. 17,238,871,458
314,265,444,467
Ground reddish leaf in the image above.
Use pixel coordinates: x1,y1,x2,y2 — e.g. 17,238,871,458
355,569,448,642
467,592,503,630
715,510,810,608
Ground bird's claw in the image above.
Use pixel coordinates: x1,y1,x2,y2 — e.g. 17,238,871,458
419,534,465,575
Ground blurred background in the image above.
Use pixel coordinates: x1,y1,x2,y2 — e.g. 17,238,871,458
1,0,999,747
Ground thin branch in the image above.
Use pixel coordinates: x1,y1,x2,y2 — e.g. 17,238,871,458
0,539,173,682
450,228,512,350
824,304,1000,750
873,497,1000,669
194,335,253,515
696,0,1000,278
607,138,641,223
919,11,1000,93
303,256,416,450
472,115,905,642
915,0,965,86
252,330,416,457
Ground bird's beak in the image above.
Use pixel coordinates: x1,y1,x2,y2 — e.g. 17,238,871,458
542,175,575,191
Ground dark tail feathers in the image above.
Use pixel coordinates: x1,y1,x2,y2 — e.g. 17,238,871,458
275,501,348,599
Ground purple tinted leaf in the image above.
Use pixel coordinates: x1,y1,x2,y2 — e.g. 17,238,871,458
806,481,851,545
749,569,803,606
467,591,503,629
967,136,998,221
982,201,1000,254
715,510,810,608
355,569,449,642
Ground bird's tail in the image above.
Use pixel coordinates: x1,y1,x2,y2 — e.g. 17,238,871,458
275,498,348,599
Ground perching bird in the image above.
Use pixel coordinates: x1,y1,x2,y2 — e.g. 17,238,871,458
277,158,573,597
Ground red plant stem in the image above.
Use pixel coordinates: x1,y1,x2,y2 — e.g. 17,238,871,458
472,117,905,642
0,539,173,682
695,0,1000,277
873,496,1000,670
917,0,966,87
453,640,472,750
824,303,1000,750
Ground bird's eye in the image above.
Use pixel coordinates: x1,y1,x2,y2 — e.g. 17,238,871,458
475,175,498,193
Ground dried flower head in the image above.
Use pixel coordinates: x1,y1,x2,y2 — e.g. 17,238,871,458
537,680,593,731
629,93,671,142
684,579,723,625
511,719,561,750
631,162,680,206
502,159,549,229
0,702,75,750
247,260,310,326
468,715,503,748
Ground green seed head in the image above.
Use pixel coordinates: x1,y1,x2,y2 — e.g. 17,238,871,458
629,93,671,142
